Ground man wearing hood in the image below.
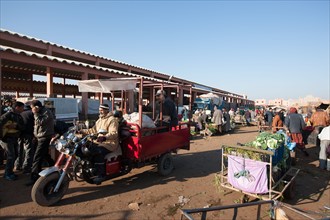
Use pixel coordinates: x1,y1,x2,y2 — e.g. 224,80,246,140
80,104,119,184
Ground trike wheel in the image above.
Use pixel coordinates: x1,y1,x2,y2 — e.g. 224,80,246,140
284,179,296,200
157,153,174,176
31,172,69,206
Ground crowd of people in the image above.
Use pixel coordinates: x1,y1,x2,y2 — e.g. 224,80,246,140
192,106,254,135
0,99,56,184
1,93,329,186
195,104,330,170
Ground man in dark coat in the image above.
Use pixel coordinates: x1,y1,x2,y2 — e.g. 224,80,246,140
17,105,36,174
0,101,25,180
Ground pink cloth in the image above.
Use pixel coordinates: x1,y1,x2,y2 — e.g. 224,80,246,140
228,155,268,194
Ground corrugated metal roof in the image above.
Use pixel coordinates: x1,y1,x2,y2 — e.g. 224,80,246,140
0,45,178,85
0,29,168,76
0,29,253,101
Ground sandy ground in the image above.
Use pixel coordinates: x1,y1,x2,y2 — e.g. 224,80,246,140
0,126,329,220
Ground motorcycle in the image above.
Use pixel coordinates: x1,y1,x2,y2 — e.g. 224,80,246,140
31,126,131,207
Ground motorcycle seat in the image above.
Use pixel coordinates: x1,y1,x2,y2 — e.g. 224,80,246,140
104,146,122,161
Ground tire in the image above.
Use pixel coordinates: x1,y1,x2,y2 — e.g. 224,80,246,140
157,153,174,176
31,172,69,206
284,179,296,200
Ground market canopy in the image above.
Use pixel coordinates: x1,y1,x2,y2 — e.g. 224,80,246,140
78,78,138,93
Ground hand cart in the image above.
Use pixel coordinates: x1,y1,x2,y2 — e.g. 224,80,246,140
219,144,299,201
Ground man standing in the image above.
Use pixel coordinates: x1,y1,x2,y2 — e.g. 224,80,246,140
229,108,235,118
0,101,25,180
222,108,231,133
212,106,223,134
155,90,178,129
19,105,35,174
81,104,119,184
318,125,330,170
272,110,284,133
311,106,330,127
27,100,55,185
310,106,330,147
244,109,251,126
264,108,274,127
285,107,308,156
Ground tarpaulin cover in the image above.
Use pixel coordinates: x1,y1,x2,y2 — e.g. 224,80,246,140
199,93,222,106
228,155,268,194
78,78,137,93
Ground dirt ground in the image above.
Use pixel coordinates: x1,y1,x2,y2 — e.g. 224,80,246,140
0,126,329,220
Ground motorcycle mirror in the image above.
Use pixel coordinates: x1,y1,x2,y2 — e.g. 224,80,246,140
98,129,107,135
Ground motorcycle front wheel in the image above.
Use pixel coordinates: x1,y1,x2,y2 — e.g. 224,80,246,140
31,172,69,206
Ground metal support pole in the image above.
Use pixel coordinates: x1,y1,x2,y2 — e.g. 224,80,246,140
81,72,88,120
111,92,115,111
121,90,124,110
46,67,54,98
189,86,193,120
100,92,104,104
139,78,143,128
176,85,179,113
62,78,66,98
160,83,164,126
152,87,155,119
124,91,128,114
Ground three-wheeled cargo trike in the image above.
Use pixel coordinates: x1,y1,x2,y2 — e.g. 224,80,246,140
31,78,190,206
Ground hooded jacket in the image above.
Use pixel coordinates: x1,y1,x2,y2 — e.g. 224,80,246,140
82,112,119,152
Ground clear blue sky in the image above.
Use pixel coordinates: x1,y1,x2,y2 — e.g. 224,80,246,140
1,0,329,100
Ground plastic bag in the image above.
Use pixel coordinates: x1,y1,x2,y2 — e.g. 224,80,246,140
123,112,156,128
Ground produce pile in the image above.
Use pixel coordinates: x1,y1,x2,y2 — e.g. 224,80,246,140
244,132,285,150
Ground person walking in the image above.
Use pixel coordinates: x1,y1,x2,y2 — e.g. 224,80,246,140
0,101,25,180
26,100,55,185
285,107,308,156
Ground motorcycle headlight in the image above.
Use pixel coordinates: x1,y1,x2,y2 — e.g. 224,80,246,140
56,139,68,152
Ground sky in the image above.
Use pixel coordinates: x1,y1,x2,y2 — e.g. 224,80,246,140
1,0,329,101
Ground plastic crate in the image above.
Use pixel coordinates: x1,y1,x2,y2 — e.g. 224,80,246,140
268,144,284,166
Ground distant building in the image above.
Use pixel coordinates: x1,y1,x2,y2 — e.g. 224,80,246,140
255,95,329,108
268,99,283,106
255,99,267,106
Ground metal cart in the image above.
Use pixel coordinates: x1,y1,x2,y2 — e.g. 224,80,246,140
219,144,299,201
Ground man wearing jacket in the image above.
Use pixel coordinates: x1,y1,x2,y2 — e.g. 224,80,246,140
19,105,35,174
81,104,119,184
27,100,55,185
0,101,25,180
